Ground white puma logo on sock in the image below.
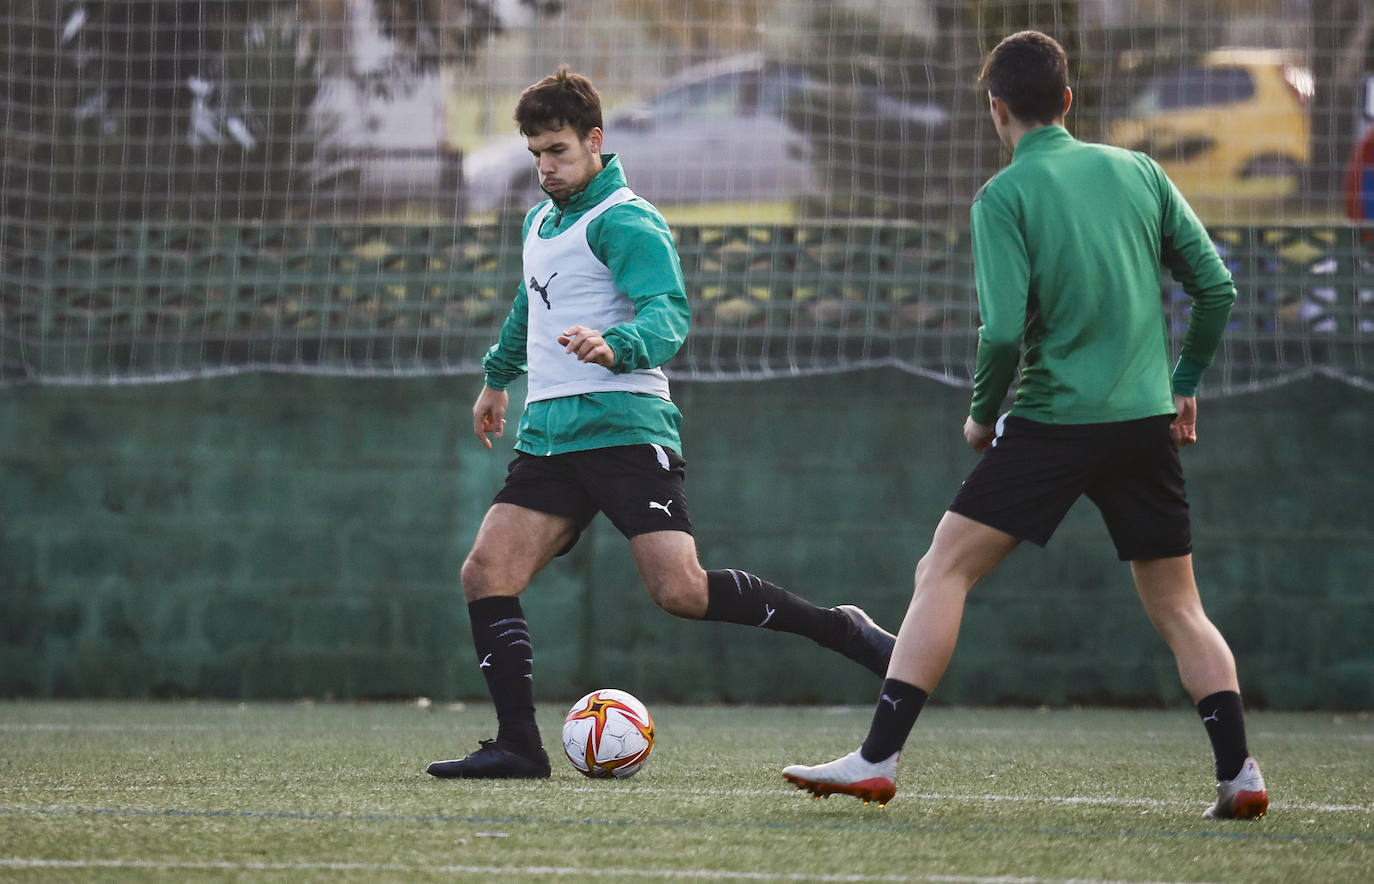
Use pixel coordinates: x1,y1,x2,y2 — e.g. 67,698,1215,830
758,604,776,627
881,694,901,710
479,653,492,669
649,500,673,516
1203,710,1220,724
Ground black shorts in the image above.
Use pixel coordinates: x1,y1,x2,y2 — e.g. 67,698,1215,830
494,443,693,554
948,414,1191,561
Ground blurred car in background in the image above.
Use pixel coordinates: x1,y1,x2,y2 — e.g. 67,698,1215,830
461,53,949,221
1349,128,1374,223
1107,48,1313,212
1347,75,1374,222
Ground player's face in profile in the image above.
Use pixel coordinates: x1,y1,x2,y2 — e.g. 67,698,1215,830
527,124,603,202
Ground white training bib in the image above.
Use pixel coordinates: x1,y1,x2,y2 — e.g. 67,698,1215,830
522,187,671,404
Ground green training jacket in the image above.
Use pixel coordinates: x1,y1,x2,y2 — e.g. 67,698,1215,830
969,125,1236,426
481,154,690,456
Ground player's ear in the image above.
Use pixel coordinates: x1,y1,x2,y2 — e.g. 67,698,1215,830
1062,86,1073,117
988,94,1010,127
586,126,603,153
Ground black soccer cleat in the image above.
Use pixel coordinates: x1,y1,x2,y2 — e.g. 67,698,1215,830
426,739,551,779
832,604,896,677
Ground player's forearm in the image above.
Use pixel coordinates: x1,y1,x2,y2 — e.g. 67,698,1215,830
482,345,526,390
1170,272,1234,396
603,293,690,371
1171,286,1233,396
586,196,690,372
1159,177,1236,393
1178,281,1234,359
482,289,530,389
969,336,1019,425
968,193,1028,422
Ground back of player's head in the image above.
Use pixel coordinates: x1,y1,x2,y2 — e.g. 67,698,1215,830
514,65,603,138
980,30,1069,125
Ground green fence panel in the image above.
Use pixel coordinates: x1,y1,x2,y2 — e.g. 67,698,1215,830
1,370,1369,708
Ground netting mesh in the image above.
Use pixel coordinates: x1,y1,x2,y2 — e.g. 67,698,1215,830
2,1,1372,390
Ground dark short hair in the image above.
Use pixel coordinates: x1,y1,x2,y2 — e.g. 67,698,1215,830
514,65,603,138
979,30,1069,125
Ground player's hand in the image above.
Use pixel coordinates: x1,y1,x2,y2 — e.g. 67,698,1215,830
1171,394,1198,447
964,416,995,453
472,385,509,450
558,325,616,369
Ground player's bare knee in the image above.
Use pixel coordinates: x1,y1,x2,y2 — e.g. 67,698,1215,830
644,569,707,619
461,552,513,602
645,579,693,617
914,549,982,598
913,553,932,586
1146,599,1207,639
459,556,487,601
913,552,944,591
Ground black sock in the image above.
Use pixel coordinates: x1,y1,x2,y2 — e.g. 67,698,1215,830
468,596,541,751
703,569,843,646
1197,690,1249,781
859,679,928,763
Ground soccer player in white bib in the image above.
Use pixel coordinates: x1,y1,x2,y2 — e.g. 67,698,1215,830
426,67,896,779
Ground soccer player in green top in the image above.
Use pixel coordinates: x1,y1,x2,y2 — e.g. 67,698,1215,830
425,67,895,780
782,31,1268,819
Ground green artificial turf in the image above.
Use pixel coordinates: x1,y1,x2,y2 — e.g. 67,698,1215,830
1,701,1370,882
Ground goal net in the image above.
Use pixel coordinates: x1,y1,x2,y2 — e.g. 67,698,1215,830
2,0,1371,392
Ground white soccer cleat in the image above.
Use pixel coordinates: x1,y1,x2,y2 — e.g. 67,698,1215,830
782,749,899,807
1203,756,1269,820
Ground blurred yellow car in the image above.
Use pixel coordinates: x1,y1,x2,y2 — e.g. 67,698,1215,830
1107,48,1313,216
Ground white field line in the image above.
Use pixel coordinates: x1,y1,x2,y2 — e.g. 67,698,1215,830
1,785,1369,816
1,722,1370,742
0,723,223,732
904,728,1374,744
0,858,1221,884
